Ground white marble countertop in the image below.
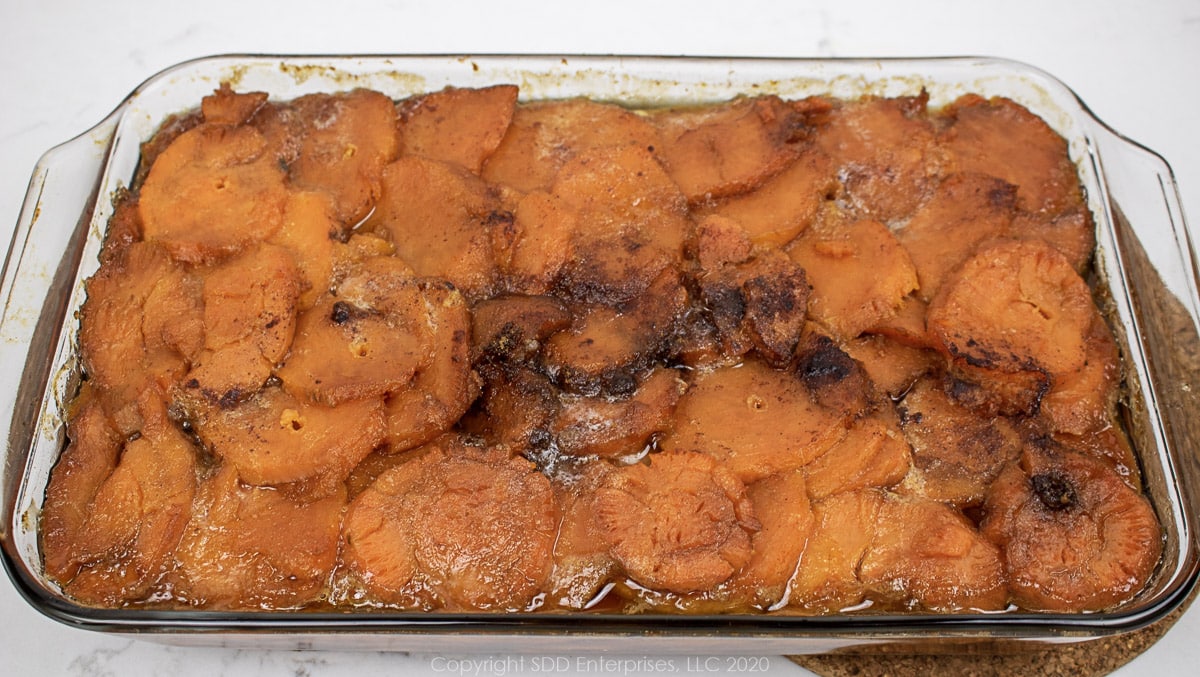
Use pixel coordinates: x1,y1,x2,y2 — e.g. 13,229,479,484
2,1,1197,675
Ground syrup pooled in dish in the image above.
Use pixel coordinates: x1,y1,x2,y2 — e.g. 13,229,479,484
41,83,1161,614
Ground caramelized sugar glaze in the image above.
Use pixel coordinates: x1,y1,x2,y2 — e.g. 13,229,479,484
40,84,1162,614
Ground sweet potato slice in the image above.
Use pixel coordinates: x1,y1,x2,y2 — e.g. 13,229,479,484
897,172,1018,301
492,190,577,295
842,334,937,399
788,219,918,340
660,359,847,484
172,466,344,609
788,489,882,612
269,191,338,310
1041,312,1121,436
593,451,757,595
367,155,500,299
813,94,938,223
860,494,1007,611
482,98,659,193
201,84,267,126
982,442,1162,611
470,294,571,365
939,94,1084,216
552,367,685,458
1009,206,1096,275
652,95,817,202
897,376,1023,508
550,145,689,303
804,410,912,501
398,84,518,173
701,147,836,247
547,463,618,609
197,385,385,491
927,240,1094,380
283,89,401,225
140,124,288,262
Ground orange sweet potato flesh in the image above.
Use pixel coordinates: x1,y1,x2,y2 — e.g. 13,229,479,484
139,124,288,263
803,410,912,501
399,85,518,174
789,489,882,612
552,367,684,458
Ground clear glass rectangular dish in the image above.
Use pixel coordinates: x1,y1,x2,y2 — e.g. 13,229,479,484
1,54,1197,654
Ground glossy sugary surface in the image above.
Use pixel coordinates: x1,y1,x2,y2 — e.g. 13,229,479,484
40,83,1161,614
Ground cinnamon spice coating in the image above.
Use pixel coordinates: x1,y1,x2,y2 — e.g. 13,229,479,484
40,83,1160,615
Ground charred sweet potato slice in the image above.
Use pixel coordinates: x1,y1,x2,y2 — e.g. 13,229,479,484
470,365,561,452
550,145,689,303
140,124,288,262
793,329,875,419
172,467,344,609
593,451,757,595
660,359,847,484
927,240,1094,380
860,494,1007,611
652,95,818,202
982,442,1162,611
283,89,401,225
897,376,1023,508
343,440,559,610
367,155,499,299
813,94,938,223
471,294,571,365
482,98,659,193
398,84,518,173
940,94,1084,216
701,147,837,247
552,367,685,458
897,172,1018,301
788,219,918,340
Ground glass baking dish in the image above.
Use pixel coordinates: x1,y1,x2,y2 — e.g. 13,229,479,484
1,54,1197,654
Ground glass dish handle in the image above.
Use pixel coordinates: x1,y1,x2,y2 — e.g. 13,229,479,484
0,110,121,517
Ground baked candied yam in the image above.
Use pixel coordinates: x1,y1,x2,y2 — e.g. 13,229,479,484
702,147,837,246
269,191,338,310
367,155,499,298
593,451,757,594
732,470,815,609
482,97,659,194
896,172,1018,301
866,293,935,349
200,84,267,126
1008,206,1095,274
492,191,576,295
98,193,143,265
940,94,1084,216
139,124,288,262
65,391,198,605
553,367,685,458
660,359,847,484
551,145,689,303
842,334,937,399
652,95,816,202
897,376,1023,508
928,240,1094,380
384,280,480,453
79,242,199,401
696,238,811,367
1052,426,1142,488
788,489,882,612
172,467,344,609
283,89,401,225
804,410,912,501
793,329,875,419
343,441,559,610
787,219,919,340
471,365,560,452
277,258,431,405
183,244,302,406
860,494,1007,611
398,84,518,173
470,294,571,365
547,464,619,609
196,384,385,491
41,386,123,582
1041,313,1121,436
543,268,688,396
981,445,1162,612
